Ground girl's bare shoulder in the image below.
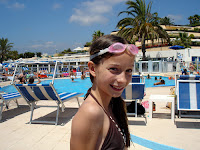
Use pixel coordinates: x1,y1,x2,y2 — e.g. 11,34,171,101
74,97,104,122
71,97,105,139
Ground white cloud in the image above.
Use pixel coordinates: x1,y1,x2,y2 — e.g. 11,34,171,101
53,3,62,10
167,14,183,24
30,41,56,49
69,0,124,26
7,2,25,9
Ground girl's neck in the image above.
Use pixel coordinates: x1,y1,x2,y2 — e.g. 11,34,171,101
90,86,111,111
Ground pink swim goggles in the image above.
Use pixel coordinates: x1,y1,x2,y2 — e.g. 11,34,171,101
90,42,138,60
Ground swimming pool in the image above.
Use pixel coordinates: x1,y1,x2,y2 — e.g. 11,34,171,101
0,78,92,97
0,76,175,97
144,76,175,87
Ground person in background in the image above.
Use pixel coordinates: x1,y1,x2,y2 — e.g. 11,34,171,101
146,74,151,79
182,68,188,75
155,77,157,80
73,68,77,78
154,79,165,85
81,70,86,80
28,75,41,84
69,69,75,82
18,75,26,84
70,35,138,149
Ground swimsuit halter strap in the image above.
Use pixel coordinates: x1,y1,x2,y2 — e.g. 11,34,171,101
89,92,126,145
90,92,109,116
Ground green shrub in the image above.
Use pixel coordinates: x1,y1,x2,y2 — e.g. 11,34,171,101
194,28,200,32
189,34,195,39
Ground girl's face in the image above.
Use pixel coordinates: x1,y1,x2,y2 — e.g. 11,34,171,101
93,51,135,98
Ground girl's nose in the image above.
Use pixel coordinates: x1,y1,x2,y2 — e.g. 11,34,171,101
117,72,127,84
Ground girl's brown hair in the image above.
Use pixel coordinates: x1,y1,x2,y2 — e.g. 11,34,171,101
84,35,131,147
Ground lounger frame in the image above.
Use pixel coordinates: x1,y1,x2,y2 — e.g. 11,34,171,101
0,92,21,120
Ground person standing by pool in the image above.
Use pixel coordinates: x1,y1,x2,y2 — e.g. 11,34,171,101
81,70,86,80
69,69,75,81
70,35,138,149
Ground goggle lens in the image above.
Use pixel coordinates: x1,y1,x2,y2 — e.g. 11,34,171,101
109,42,138,55
109,43,126,53
90,42,138,60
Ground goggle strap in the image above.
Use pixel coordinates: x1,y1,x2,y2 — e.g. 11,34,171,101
90,48,109,60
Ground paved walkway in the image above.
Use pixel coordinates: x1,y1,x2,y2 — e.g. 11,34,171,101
0,82,200,149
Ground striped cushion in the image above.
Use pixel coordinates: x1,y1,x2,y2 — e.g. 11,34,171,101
179,75,200,80
122,83,145,100
15,84,81,102
178,80,200,110
132,75,141,83
1,92,21,101
59,92,81,101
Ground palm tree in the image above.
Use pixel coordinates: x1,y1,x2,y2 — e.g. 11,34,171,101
172,32,191,48
116,0,169,60
92,30,104,41
188,14,200,26
160,16,174,26
0,37,13,63
7,50,19,60
188,16,193,25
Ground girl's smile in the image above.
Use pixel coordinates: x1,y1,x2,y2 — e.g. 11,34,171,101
110,84,124,92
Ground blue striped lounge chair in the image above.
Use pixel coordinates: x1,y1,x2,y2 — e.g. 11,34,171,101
0,92,21,120
132,75,141,83
177,80,200,118
121,83,146,120
13,83,83,125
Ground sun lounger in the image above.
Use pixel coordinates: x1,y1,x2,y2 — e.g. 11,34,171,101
13,83,83,125
177,80,200,118
122,83,146,121
11,61,83,125
0,92,21,120
132,75,141,83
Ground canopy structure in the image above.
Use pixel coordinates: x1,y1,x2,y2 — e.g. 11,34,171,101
73,47,83,52
169,45,185,50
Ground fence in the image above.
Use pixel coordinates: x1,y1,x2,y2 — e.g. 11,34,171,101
134,60,200,74
2,60,200,75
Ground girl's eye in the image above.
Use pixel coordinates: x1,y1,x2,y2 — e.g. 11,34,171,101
126,69,133,73
109,68,118,71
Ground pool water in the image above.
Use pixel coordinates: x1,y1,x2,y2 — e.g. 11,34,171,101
0,78,92,97
144,76,175,87
0,76,175,97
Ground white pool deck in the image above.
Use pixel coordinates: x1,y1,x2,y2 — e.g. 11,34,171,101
0,80,200,150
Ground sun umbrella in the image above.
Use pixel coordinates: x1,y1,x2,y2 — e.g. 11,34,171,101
169,45,185,50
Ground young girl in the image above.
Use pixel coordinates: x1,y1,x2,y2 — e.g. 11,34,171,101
70,35,138,150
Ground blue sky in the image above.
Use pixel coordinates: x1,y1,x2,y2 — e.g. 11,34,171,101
0,0,200,55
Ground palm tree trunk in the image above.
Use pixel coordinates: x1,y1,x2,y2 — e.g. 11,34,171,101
0,55,3,64
142,40,146,60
